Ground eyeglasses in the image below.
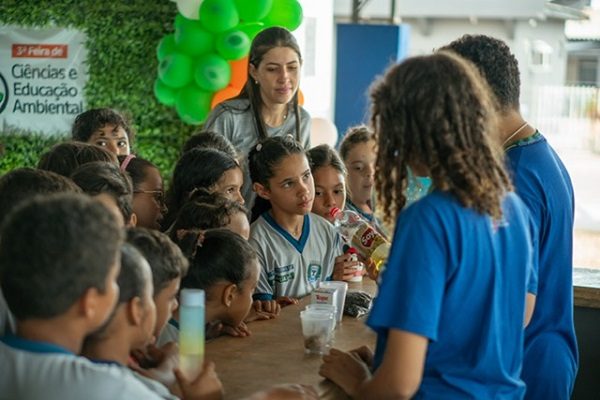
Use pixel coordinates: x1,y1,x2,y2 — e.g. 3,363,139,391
133,190,165,205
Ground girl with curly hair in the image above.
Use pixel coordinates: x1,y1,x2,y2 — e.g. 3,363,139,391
320,52,538,399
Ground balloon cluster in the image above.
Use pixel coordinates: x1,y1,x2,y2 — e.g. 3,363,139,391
155,0,303,125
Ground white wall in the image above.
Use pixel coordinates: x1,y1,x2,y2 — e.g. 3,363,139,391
296,0,335,120
401,17,568,117
334,0,548,19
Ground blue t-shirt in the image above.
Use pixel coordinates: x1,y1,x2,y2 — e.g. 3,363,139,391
367,191,537,399
505,132,578,393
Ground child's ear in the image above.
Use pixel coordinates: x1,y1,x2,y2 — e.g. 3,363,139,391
222,283,238,308
79,287,100,320
128,212,138,227
253,182,270,200
79,287,113,328
127,297,144,326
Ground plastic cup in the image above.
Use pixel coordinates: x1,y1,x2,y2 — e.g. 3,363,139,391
306,303,337,327
300,310,335,355
318,281,348,323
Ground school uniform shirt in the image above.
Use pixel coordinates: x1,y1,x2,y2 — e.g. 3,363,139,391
250,212,343,299
91,359,177,400
367,191,538,399
0,336,164,400
505,131,578,399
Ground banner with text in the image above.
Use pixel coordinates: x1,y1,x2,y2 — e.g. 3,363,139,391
0,27,88,135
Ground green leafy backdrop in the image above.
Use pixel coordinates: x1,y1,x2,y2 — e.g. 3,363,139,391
0,0,196,178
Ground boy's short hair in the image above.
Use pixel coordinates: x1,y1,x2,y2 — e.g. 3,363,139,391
72,108,134,143
70,161,134,222
0,193,123,320
38,141,118,178
0,168,81,227
439,34,520,111
126,227,189,294
339,125,374,161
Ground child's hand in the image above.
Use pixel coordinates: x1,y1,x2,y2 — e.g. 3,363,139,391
349,345,374,368
175,361,223,400
244,384,318,400
244,300,281,323
129,342,179,386
275,296,299,307
363,257,379,281
319,348,371,397
256,299,281,316
333,254,363,281
221,321,252,337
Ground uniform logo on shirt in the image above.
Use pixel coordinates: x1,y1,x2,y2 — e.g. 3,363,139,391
274,264,295,283
307,263,322,283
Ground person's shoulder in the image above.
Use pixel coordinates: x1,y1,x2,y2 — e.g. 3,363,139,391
308,212,334,232
0,344,163,399
299,105,311,119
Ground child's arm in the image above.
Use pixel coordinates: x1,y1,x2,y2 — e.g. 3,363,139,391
319,329,427,399
174,361,223,400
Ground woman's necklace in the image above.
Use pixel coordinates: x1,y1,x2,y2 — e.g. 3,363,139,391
503,122,529,148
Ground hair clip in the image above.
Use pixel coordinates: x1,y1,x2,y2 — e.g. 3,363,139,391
255,143,262,152
119,153,136,172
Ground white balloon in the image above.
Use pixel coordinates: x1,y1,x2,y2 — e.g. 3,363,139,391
310,117,338,148
175,0,203,20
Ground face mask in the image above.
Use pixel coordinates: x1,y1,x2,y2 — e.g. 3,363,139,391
405,167,433,206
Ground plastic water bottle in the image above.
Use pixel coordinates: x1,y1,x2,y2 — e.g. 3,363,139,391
330,207,390,273
179,289,205,379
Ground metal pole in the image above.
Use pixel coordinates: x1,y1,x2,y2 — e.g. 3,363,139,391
390,0,397,24
352,0,360,23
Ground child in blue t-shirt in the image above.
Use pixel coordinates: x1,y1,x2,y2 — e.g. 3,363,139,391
247,136,360,303
319,52,538,399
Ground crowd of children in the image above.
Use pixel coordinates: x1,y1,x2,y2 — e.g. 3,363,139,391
0,26,576,400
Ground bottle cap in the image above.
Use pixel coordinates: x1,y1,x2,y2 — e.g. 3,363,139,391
180,289,205,307
345,246,358,255
329,207,341,218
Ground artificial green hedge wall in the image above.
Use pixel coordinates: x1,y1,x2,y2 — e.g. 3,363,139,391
0,0,197,177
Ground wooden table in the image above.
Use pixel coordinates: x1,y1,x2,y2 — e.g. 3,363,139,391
205,279,378,400
573,267,600,309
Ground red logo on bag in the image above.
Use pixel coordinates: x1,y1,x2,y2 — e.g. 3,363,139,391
360,228,377,248
12,44,68,59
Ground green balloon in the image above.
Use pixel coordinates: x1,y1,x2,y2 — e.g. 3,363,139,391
156,34,177,61
199,0,239,33
194,54,231,92
176,85,212,125
262,0,303,31
158,53,193,89
154,79,177,106
238,22,265,41
175,18,213,57
234,0,273,22
215,30,250,61
174,13,195,31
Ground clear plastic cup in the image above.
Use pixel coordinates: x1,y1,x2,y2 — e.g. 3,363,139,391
300,309,335,355
305,303,337,327
318,281,348,323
